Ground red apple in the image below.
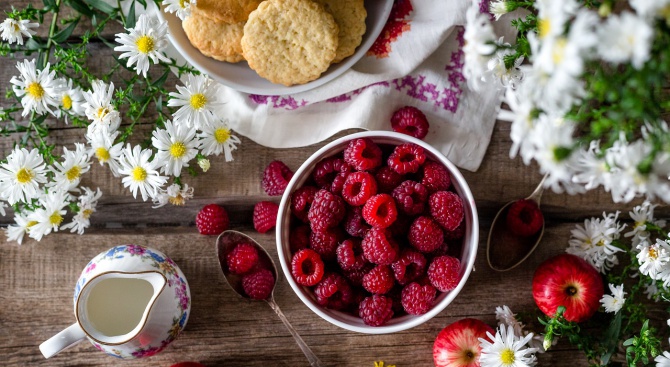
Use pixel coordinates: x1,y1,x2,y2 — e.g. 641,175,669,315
532,253,604,323
433,318,494,367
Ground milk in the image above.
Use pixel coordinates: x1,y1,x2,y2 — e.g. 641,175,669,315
86,278,154,337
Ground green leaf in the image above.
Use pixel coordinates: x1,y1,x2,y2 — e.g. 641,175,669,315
152,69,170,88
42,0,56,9
65,0,94,17
25,38,42,50
83,0,115,14
600,312,622,365
126,0,136,28
52,18,80,43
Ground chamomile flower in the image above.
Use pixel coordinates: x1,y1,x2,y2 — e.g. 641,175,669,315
600,283,626,313
480,325,538,367
86,130,123,176
534,0,579,41
605,138,653,203
625,201,666,246
61,187,102,235
498,88,535,160
630,0,670,19
197,118,241,160
485,39,524,89
636,238,670,280
114,14,170,78
82,80,121,135
5,212,34,245
152,183,194,208
489,0,512,20
597,12,653,69
656,351,670,367
566,212,625,273
0,18,38,45
152,120,199,177
27,190,70,241
55,78,85,122
495,306,546,352
168,73,224,129
49,143,91,192
118,144,168,201
463,3,498,91
163,0,196,20
10,59,60,116
0,147,48,205
570,141,611,192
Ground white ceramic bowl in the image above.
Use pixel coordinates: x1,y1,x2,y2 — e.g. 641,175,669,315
160,0,394,95
276,131,479,334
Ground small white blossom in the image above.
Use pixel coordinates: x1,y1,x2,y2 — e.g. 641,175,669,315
498,88,535,160
152,183,194,208
5,212,34,245
48,143,91,192
534,0,579,40
152,120,199,177
597,12,653,69
495,305,547,353
86,130,124,177
480,325,538,367
625,201,666,247
630,0,670,19
636,238,670,280
197,118,241,160
163,0,196,20
570,141,611,191
566,212,625,273
0,147,48,205
61,187,102,235
489,0,511,20
0,18,38,45
198,157,210,172
27,191,70,241
118,144,168,201
600,283,626,313
656,351,670,367
168,73,224,130
605,137,654,203
10,59,60,116
55,78,85,121
114,14,170,78
485,39,524,89
82,80,121,135
463,3,498,91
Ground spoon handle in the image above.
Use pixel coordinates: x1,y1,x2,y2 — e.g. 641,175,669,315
526,173,549,205
267,298,324,367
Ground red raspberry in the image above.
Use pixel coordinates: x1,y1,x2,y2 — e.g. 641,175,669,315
443,221,465,241
314,273,354,310
391,106,430,140
226,242,259,275
344,206,371,238
307,189,346,231
375,166,403,193
336,238,366,271
392,180,428,215
421,160,451,193
312,157,352,189
262,160,294,196
291,186,318,223
359,295,394,326
342,171,378,206
362,227,399,265
391,249,427,285
291,249,325,286
428,255,461,292
253,201,279,233
408,216,444,253
289,225,311,252
344,263,374,287
362,193,398,228
242,269,275,300
401,282,436,315
195,204,229,235
506,199,543,237
429,191,464,231
362,265,395,294
331,171,350,195
343,138,383,171
309,227,344,261
387,143,426,175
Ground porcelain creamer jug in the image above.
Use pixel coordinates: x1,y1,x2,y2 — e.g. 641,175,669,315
39,245,191,359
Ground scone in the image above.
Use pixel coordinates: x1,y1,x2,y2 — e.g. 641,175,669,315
312,0,367,63
193,0,264,24
241,0,339,86
183,8,245,63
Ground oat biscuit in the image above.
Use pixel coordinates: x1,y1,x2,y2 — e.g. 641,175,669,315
241,0,339,86
312,0,367,63
193,0,263,24
183,8,245,63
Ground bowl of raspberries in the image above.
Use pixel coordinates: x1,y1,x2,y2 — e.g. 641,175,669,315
276,131,478,333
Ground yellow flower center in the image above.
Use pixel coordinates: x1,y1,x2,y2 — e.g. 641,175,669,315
49,212,63,226
62,94,73,110
135,35,155,54
649,247,658,260
97,107,109,119
131,166,147,182
169,194,185,206
552,37,567,65
214,128,230,143
189,93,207,110
169,142,187,158
16,167,33,184
95,147,111,162
65,166,81,181
538,18,551,39
13,23,20,32
26,220,38,228
27,82,45,99
500,348,515,365
179,0,186,8
82,209,93,219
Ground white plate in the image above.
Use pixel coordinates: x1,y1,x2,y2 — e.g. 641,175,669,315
160,0,394,96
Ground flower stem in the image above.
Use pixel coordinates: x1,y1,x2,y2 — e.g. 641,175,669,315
43,0,63,69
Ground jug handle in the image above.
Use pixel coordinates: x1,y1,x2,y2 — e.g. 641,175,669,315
39,323,86,358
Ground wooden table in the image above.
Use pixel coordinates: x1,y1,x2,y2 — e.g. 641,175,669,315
0,2,642,366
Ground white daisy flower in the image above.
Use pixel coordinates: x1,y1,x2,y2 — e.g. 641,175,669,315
463,3,498,91
605,137,654,203
0,18,38,45
27,190,70,241
566,212,625,273
489,0,512,20
197,118,241,160
61,187,102,235
118,144,168,201
55,78,85,121
163,0,196,20
82,80,121,135
152,183,194,208
600,283,626,314
152,120,199,177
597,12,653,69
0,147,48,205
10,59,60,116
643,280,661,300
625,201,666,247
495,305,547,353
48,143,91,192
168,73,224,129
5,212,35,245
534,0,579,41
630,0,670,19
636,238,670,280
656,351,670,367
480,325,538,367
498,88,536,160
484,38,524,89
114,14,170,78
86,130,123,177
570,141,611,191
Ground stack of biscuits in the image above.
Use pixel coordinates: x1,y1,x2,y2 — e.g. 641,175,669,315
182,0,367,86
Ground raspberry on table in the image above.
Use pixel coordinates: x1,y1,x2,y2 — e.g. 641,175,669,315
314,273,354,310
242,268,275,300
362,265,395,295
291,249,325,286
362,227,399,265
387,143,426,175
506,199,544,237
226,242,259,275
343,138,383,171
262,160,294,196
289,225,311,252
408,216,444,253
427,255,461,292
391,249,427,285
342,171,378,206
375,166,403,193
391,106,430,140
253,201,279,233
312,157,352,189
359,295,394,326
344,206,371,238
195,204,229,235
362,193,398,228
307,189,346,232
429,191,464,231
421,160,451,193
336,238,366,271
291,186,319,223
392,180,428,216
401,282,436,315
309,227,344,261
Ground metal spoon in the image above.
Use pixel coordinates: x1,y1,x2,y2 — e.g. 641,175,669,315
486,174,548,272
216,230,323,367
